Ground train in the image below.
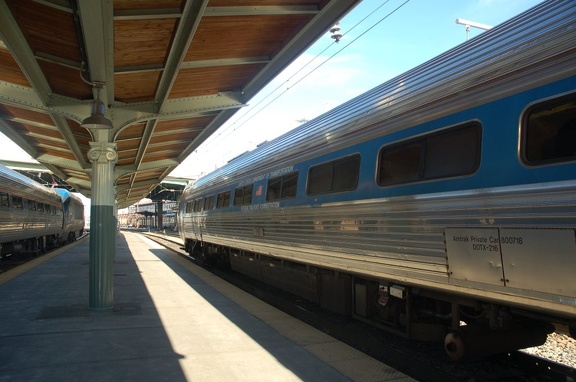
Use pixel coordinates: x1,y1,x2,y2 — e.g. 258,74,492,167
0,163,85,257
179,0,576,360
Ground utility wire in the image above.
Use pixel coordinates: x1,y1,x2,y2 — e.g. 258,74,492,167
199,0,411,153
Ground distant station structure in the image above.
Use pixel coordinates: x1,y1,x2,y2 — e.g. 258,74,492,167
118,178,190,231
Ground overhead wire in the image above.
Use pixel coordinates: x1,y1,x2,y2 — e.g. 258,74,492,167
197,0,411,154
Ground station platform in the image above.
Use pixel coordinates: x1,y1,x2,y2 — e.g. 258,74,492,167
0,231,415,382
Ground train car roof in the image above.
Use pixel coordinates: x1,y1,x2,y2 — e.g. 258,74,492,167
53,188,84,205
0,163,61,204
187,0,575,194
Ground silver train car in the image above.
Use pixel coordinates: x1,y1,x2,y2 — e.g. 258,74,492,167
0,164,84,256
179,0,576,359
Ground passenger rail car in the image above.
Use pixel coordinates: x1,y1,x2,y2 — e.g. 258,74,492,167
179,0,576,360
0,164,84,257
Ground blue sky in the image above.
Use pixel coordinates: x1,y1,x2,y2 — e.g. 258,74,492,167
0,0,544,180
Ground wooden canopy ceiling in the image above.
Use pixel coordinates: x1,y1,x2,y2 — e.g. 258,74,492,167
0,0,359,208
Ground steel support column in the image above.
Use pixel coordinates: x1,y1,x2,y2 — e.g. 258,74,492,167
157,200,163,229
87,130,117,310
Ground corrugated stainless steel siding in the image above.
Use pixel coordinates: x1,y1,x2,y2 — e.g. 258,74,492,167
182,181,576,315
189,181,575,276
0,164,63,244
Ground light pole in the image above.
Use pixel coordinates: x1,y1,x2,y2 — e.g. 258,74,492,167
456,18,493,41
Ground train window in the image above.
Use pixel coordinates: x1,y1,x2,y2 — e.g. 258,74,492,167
266,172,298,201
216,191,231,208
193,198,202,212
234,185,253,206
204,195,214,210
522,93,576,165
379,143,422,185
12,196,23,209
378,123,481,186
185,201,193,213
0,192,9,207
28,200,37,211
307,154,360,195
37,203,45,213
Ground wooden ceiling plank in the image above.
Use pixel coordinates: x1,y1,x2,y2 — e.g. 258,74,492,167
203,5,318,17
149,132,199,144
155,0,210,109
8,1,80,64
0,1,52,102
38,61,91,99
114,72,160,103
0,105,56,127
0,49,31,87
24,130,66,141
114,18,177,67
114,7,181,20
114,64,164,74
32,0,74,13
114,0,183,11
208,0,322,5
154,118,209,133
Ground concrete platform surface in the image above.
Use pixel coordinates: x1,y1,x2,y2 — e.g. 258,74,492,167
0,231,415,382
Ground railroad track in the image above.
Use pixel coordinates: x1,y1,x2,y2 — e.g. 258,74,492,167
144,232,576,381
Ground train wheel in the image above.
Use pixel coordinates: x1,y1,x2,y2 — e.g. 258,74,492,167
444,331,466,361
39,237,47,254
32,237,45,255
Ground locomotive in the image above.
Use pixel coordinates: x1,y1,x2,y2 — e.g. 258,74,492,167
179,0,575,360
0,163,85,257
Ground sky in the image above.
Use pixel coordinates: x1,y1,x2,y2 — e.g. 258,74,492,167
0,0,544,181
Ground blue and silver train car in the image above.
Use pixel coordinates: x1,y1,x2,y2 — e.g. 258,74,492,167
54,188,85,243
179,0,575,359
0,163,64,256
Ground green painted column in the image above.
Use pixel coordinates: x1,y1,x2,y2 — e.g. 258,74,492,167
88,132,118,310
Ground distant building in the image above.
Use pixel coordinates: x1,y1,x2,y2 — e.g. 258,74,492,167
117,178,191,231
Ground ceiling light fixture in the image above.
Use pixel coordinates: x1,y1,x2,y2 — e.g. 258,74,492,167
81,83,113,130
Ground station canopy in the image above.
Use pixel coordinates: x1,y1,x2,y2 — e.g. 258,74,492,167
0,0,360,208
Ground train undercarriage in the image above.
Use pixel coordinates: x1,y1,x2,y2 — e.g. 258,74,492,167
185,238,574,361
0,230,83,259
0,235,55,258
